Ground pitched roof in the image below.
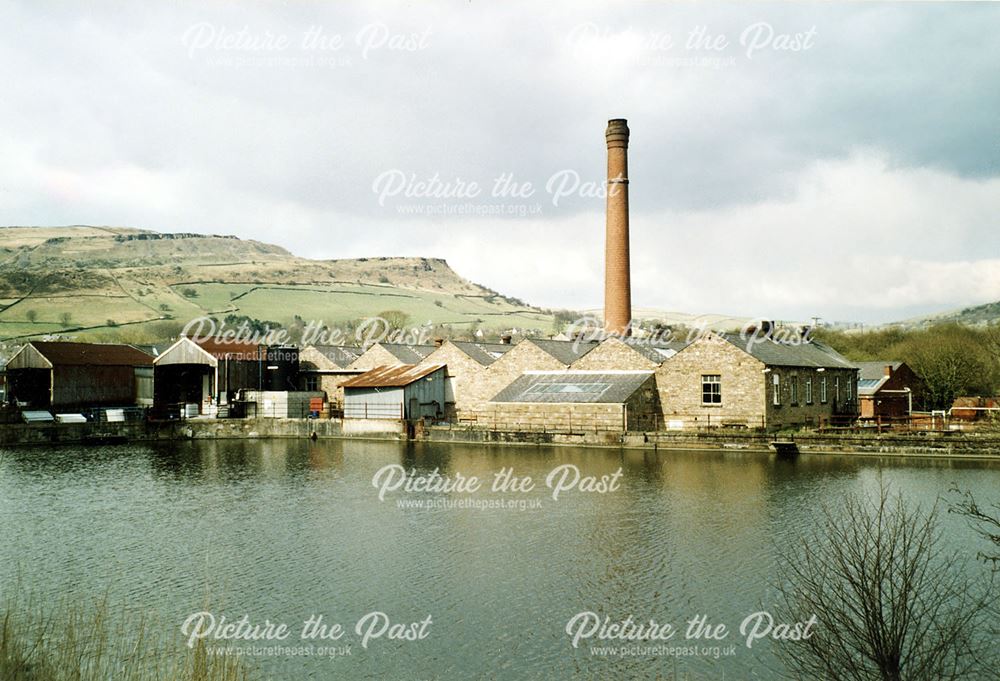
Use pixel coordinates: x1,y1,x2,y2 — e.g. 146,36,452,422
528,339,599,365
449,341,514,366
855,361,907,396
378,343,437,363
28,341,153,367
490,370,653,404
307,345,364,368
341,363,445,388
856,361,904,381
622,339,690,364
719,333,857,370
195,337,263,360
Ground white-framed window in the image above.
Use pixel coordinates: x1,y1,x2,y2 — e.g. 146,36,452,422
303,374,320,391
701,374,722,405
835,377,841,403
790,376,799,405
820,376,828,404
772,374,781,406
805,377,813,405
846,377,853,401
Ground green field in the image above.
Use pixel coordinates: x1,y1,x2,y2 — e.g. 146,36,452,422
0,282,555,342
0,226,558,343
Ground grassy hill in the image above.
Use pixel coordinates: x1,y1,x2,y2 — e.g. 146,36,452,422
0,226,555,342
894,300,1000,329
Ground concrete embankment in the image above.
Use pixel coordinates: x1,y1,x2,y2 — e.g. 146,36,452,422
1,419,999,459
0,418,347,447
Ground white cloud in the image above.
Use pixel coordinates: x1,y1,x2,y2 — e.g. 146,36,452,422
0,1,998,323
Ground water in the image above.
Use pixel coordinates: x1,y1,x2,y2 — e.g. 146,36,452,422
1,439,997,680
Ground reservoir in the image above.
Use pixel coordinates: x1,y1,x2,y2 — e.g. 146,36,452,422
1,440,996,679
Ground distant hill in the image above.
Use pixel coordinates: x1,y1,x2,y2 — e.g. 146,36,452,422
0,226,554,341
893,300,1000,329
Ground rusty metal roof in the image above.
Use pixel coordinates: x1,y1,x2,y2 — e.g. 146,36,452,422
195,337,264,360
28,341,154,367
341,363,445,388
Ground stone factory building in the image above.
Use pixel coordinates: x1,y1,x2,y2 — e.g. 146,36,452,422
487,370,659,432
297,344,364,412
465,339,600,413
657,332,859,430
417,340,513,421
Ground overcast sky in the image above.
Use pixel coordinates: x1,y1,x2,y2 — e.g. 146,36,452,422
1,1,998,324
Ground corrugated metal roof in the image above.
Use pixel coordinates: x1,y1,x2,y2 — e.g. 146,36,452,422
449,341,514,366
309,345,363,368
28,341,154,367
529,339,599,365
379,343,437,363
719,334,857,370
490,370,653,404
341,363,445,388
195,338,264,360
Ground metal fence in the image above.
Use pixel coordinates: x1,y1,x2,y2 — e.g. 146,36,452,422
343,402,404,420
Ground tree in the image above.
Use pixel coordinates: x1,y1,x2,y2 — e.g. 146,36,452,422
773,483,995,680
24,309,37,323
59,312,72,327
377,310,410,332
894,326,993,409
950,488,1000,565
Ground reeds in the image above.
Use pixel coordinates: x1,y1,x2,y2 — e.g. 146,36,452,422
0,589,254,681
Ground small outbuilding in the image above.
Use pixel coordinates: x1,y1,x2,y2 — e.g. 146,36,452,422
4,341,154,408
857,361,922,422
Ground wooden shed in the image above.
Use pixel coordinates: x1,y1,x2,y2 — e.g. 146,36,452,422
5,341,154,408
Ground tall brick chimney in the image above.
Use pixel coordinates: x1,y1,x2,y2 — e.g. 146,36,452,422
604,118,632,336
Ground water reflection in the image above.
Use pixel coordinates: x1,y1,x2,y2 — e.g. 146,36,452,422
0,440,997,680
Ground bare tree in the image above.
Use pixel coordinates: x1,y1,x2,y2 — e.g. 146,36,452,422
773,483,995,680
950,488,1000,565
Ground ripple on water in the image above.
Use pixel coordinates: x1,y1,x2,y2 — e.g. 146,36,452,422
0,441,997,680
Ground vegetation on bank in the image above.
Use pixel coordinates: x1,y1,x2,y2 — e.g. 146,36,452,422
815,323,1000,409
0,592,254,681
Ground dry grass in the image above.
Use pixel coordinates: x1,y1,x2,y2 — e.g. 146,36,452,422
0,589,254,681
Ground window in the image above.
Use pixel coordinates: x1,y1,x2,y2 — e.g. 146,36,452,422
701,374,721,405
790,376,799,405
772,374,781,406
820,376,828,404
846,378,853,402
835,377,841,404
805,378,813,405
303,374,320,391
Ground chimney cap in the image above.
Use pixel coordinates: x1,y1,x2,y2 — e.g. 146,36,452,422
606,118,630,148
